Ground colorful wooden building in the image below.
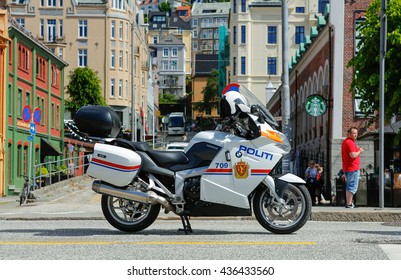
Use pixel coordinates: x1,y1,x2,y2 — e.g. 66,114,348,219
5,17,68,195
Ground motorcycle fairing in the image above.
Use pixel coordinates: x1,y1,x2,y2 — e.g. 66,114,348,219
200,133,283,209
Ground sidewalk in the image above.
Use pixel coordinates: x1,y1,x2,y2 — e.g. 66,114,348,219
1,175,401,222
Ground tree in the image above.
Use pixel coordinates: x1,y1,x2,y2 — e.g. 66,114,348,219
193,69,219,114
159,93,178,104
348,0,401,123
65,67,106,116
158,2,170,12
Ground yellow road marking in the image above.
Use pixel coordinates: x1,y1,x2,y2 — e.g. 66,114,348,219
0,241,316,246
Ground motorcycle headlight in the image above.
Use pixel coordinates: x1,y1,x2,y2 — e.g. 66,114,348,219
262,130,291,153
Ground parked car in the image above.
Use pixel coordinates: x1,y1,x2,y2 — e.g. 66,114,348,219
165,142,188,151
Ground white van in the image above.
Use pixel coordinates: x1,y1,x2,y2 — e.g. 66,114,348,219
167,112,186,135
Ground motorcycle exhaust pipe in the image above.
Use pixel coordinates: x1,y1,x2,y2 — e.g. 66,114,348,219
92,180,174,212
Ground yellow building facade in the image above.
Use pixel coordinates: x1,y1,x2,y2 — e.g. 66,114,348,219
0,9,8,196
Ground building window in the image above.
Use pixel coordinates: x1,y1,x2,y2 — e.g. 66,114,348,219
241,0,246,13
18,46,29,71
78,49,88,67
48,0,56,6
111,50,115,68
40,19,44,37
51,103,55,128
119,51,123,69
233,26,237,45
16,18,25,28
172,48,178,57
119,79,123,97
318,0,329,13
119,22,123,40
241,57,246,75
59,20,63,38
58,48,63,59
268,26,277,44
295,26,305,44
267,57,277,75
110,79,115,97
163,48,169,57
162,60,169,70
193,18,198,26
47,19,56,42
171,60,177,70
241,25,246,44
193,30,198,38
153,36,158,43
18,88,22,118
111,21,115,39
78,20,88,38
233,57,237,75
56,105,60,130
233,0,237,13
296,7,305,13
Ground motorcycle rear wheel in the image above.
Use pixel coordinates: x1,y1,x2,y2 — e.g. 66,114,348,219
253,183,311,234
101,195,160,233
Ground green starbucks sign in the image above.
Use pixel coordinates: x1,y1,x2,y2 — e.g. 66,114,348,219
305,94,327,116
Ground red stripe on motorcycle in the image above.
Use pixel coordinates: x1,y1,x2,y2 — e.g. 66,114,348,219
92,158,140,171
251,169,271,174
205,168,232,173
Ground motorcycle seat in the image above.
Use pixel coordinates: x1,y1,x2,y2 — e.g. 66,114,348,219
146,150,190,167
109,138,189,167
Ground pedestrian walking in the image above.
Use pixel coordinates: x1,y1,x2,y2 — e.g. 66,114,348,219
305,160,319,205
341,127,365,208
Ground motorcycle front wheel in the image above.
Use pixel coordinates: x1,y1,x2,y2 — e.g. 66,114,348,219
253,183,311,234
101,195,160,233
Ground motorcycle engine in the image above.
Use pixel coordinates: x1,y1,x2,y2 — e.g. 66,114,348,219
183,177,201,206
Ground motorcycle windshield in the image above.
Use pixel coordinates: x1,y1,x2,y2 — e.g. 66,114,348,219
231,84,279,128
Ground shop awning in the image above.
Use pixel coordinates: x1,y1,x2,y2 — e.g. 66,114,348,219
40,138,62,158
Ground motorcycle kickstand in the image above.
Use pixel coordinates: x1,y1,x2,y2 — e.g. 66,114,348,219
178,214,193,234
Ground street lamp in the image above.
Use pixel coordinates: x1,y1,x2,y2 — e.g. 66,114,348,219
281,0,291,174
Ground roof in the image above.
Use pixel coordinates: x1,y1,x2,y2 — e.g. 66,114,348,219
77,0,107,4
192,2,231,16
248,0,282,7
194,54,218,77
157,34,184,46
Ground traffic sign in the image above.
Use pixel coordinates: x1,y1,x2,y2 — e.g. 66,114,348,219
33,107,41,125
29,123,36,135
22,105,32,123
27,135,34,141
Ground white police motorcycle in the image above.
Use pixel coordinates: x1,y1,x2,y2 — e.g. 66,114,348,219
76,83,311,234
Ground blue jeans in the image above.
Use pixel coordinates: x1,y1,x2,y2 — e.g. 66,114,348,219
345,170,360,194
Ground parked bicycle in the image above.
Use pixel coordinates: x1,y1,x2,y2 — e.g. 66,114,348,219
19,176,38,206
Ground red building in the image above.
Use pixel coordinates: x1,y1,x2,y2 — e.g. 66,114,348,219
5,18,68,195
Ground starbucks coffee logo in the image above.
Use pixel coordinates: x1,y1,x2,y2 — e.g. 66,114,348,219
305,94,327,117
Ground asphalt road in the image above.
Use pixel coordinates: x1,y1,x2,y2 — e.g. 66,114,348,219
0,219,400,260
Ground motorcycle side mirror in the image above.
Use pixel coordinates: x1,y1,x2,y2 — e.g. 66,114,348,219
250,105,260,115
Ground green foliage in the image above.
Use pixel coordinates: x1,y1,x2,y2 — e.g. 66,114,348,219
347,0,401,122
158,2,170,12
159,93,178,104
193,69,219,114
65,67,106,116
36,166,49,177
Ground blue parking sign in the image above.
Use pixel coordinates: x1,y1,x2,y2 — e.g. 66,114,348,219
30,123,36,135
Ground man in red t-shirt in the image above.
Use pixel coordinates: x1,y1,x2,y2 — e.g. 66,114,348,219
341,127,365,208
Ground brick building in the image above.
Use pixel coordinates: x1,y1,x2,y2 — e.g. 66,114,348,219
268,1,375,202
